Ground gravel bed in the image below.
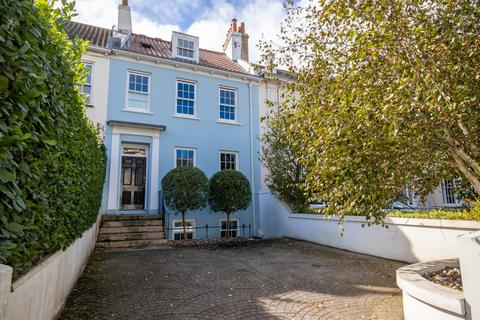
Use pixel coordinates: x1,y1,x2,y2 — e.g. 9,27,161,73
168,237,263,248
424,266,463,291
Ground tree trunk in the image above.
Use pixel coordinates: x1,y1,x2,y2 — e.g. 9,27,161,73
181,212,187,240
449,148,480,195
444,130,480,196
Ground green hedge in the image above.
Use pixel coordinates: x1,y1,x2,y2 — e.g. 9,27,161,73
0,0,106,278
385,209,480,221
304,208,480,221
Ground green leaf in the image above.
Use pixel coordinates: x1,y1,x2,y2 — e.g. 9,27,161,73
43,139,57,146
0,169,16,183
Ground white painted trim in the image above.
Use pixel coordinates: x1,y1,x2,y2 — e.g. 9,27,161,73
125,70,151,112
174,79,198,117
107,132,121,210
121,108,154,115
171,32,199,63
220,218,240,238
172,114,200,121
218,86,239,123
172,218,196,239
174,146,197,168
111,49,261,83
81,61,94,106
216,120,242,126
108,124,163,212
150,136,160,212
218,150,239,171
248,82,256,236
111,124,161,138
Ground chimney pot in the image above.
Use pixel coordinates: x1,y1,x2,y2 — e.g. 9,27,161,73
122,0,128,5
239,22,245,33
231,18,237,32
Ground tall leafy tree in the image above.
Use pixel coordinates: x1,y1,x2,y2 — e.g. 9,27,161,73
161,167,209,239
261,0,480,222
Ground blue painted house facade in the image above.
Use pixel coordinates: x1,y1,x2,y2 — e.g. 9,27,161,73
67,3,262,240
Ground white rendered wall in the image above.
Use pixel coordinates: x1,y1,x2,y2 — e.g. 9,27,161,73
259,192,480,263
82,50,110,127
0,216,100,320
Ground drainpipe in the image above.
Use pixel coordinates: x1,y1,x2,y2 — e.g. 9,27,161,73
248,81,256,236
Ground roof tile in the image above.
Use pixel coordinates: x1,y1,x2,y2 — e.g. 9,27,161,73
66,21,248,75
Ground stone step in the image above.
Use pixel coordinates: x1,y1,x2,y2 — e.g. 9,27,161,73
102,214,163,221
99,225,164,234
102,220,163,228
97,232,165,242
95,239,169,249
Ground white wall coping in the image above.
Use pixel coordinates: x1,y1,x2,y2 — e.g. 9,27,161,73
288,214,480,231
396,259,465,315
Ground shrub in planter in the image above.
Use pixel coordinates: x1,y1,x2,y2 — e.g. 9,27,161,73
209,170,252,238
161,167,209,240
0,0,106,278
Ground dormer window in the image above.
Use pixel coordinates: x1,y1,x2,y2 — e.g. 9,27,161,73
177,38,194,59
171,31,199,63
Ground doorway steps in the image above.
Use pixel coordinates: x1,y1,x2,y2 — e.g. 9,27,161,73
96,214,168,249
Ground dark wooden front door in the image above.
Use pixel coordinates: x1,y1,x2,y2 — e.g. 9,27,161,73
120,156,146,210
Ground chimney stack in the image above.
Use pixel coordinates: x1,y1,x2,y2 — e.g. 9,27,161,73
118,0,132,34
222,18,249,62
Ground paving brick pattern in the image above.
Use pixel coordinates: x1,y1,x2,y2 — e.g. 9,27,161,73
60,239,404,320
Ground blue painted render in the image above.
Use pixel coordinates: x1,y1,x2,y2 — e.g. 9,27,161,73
103,57,262,238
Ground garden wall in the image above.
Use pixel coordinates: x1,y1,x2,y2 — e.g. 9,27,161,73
259,192,480,263
0,215,101,320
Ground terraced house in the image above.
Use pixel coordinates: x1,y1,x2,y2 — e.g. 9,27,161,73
66,0,262,245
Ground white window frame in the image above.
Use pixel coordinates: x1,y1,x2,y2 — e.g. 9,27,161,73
220,218,240,238
171,32,199,63
125,70,151,113
172,219,196,240
174,147,197,168
175,79,197,118
442,179,460,205
81,62,94,106
219,150,239,171
218,87,239,124
177,38,195,59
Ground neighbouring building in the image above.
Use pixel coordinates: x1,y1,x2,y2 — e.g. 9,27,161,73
67,1,262,240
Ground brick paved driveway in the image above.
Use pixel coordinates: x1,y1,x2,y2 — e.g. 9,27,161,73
60,239,404,320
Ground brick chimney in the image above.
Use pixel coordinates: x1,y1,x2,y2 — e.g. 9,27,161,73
222,18,249,62
118,0,132,34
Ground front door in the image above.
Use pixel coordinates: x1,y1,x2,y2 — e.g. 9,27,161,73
120,146,147,210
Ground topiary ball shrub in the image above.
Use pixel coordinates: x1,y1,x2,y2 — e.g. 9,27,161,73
209,170,252,237
161,166,209,239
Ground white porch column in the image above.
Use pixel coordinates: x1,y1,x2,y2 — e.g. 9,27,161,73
107,131,121,211
149,135,160,213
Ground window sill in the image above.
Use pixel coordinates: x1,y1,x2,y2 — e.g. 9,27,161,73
122,108,154,115
172,114,200,121
216,120,242,126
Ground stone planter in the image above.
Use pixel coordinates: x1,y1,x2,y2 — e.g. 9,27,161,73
396,259,466,320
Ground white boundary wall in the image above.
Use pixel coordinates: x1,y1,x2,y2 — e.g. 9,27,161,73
0,215,101,320
259,192,480,263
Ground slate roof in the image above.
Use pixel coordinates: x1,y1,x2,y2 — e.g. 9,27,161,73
66,21,248,74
